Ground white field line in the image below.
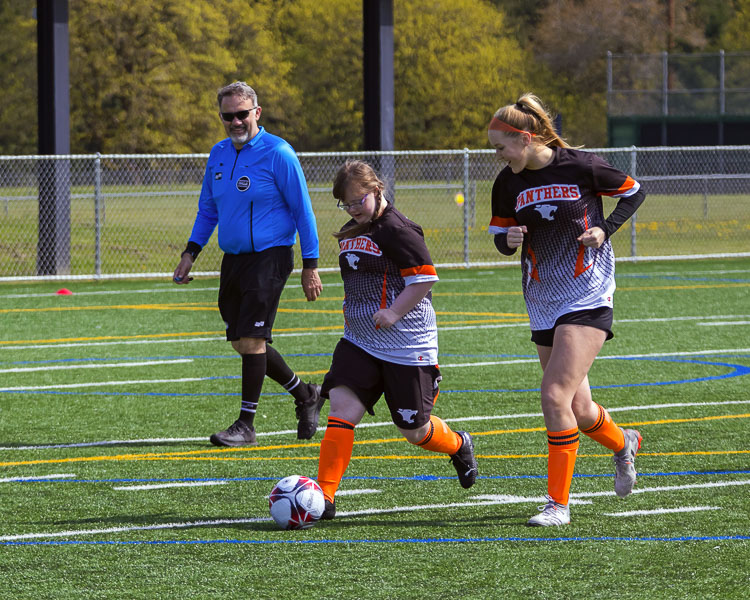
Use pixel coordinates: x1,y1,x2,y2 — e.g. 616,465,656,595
0,473,76,483
443,315,750,333
0,337,227,351
2,398,750,452
2,346,748,394
441,358,536,367
0,517,270,541
113,481,228,491
0,359,192,375
603,506,721,517
0,377,208,392
0,497,568,542
261,488,381,500
471,479,750,503
2,271,747,300
441,346,750,367
4,479,745,542
698,321,750,326
619,268,750,277
336,489,381,496
617,315,750,324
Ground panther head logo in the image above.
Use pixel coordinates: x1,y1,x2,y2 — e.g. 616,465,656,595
396,408,418,424
345,253,360,270
534,204,558,221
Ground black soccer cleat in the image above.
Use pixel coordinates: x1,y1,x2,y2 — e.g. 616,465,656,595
450,431,478,489
295,383,325,440
321,499,336,520
209,419,257,447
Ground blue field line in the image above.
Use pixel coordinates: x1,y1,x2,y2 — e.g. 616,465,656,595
444,357,750,394
3,534,749,547
10,470,750,486
4,351,748,368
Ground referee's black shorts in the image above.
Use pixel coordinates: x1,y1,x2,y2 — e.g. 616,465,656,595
531,306,614,347
218,246,294,342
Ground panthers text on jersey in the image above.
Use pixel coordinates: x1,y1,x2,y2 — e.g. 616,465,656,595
489,147,642,330
338,204,439,366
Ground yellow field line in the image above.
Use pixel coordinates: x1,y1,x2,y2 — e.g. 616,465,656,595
0,303,524,318
4,449,748,466
1,413,747,468
472,413,750,437
0,319,534,346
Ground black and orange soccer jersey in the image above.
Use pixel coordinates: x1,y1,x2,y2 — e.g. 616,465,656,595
338,204,439,366
489,147,643,331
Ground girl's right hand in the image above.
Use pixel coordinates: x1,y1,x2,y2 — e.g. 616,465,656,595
507,225,527,249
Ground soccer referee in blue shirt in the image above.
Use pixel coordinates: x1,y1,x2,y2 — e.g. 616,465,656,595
174,81,324,446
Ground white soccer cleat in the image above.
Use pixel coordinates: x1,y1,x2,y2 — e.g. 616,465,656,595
526,496,571,527
614,428,642,497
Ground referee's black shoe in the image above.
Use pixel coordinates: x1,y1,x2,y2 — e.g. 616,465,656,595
209,419,257,447
450,431,478,489
295,383,324,440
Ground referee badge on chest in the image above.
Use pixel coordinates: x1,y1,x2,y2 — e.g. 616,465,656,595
236,176,251,192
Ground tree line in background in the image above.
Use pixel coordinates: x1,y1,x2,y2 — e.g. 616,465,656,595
0,0,748,155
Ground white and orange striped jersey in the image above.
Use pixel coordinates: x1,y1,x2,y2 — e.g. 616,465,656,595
338,204,439,366
489,147,645,331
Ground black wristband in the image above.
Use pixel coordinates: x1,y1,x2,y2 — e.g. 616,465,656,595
182,241,202,261
302,258,318,269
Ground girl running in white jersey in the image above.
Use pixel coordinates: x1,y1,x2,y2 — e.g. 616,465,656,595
316,159,478,520
488,93,646,526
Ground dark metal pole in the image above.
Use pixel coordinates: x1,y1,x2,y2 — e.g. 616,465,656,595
363,0,394,151
37,0,71,275
363,0,395,200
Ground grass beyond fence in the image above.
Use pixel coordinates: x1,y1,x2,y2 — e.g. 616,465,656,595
0,258,748,598
3,181,750,278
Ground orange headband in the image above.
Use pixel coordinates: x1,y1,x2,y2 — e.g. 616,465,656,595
488,117,535,136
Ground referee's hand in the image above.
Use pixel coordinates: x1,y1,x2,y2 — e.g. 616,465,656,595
173,255,193,284
301,268,322,301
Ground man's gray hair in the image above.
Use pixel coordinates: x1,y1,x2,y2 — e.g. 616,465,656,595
217,81,258,108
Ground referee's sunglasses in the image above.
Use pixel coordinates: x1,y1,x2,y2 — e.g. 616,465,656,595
220,107,258,122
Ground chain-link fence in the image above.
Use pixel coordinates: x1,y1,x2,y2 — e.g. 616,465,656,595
2,147,749,280
607,51,750,117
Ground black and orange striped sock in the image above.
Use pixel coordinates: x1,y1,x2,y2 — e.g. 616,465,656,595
316,417,355,503
414,415,462,455
547,427,579,505
580,403,625,453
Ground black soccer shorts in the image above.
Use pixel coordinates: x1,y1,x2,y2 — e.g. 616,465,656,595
321,337,442,430
530,306,614,347
218,246,294,342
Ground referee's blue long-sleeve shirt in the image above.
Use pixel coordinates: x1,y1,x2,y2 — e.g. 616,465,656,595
189,127,319,266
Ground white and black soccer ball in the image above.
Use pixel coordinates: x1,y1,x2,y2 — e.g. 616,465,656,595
268,475,325,530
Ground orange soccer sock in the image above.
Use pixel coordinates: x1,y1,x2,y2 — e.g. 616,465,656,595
580,403,625,452
415,415,462,455
316,417,355,502
547,427,580,506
